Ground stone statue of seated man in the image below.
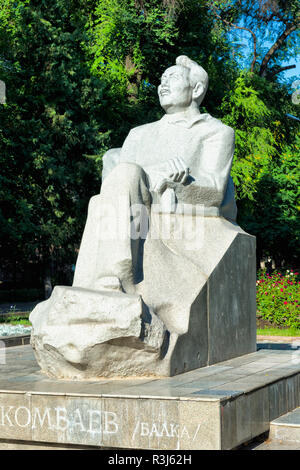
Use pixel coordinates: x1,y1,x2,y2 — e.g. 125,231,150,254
73,55,237,295
30,56,256,380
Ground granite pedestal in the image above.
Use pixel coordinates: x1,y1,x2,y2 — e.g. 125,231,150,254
0,344,299,450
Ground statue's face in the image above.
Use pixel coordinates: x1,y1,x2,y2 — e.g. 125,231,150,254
158,65,193,113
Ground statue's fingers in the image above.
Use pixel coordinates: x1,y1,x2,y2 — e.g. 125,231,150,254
181,168,189,184
177,156,187,172
168,159,178,179
172,159,182,181
177,169,185,182
175,157,189,183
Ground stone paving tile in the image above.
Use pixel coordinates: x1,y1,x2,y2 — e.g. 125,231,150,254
216,353,263,368
251,355,295,363
190,389,243,399
272,407,300,425
171,377,233,389
250,440,300,450
217,369,252,378
153,365,234,385
1,369,41,381
235,363,283,374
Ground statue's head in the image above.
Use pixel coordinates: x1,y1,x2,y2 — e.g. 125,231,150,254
158,55,208,114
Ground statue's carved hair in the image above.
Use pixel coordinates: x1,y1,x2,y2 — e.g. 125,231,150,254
176,55,208,104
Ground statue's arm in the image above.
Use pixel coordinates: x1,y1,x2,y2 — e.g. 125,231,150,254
102,148,121,181
119,127,189,189
178,125,235,207
102,127,142,181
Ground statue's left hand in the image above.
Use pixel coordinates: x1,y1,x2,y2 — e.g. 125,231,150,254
167,157,189,183
154,157,189,194
154,178,177,195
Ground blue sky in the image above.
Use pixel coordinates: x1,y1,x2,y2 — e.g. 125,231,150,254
228,25,299,84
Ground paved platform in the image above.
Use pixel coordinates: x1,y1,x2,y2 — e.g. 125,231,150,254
0,334,30,348
269,407,300,444
0,345,299,450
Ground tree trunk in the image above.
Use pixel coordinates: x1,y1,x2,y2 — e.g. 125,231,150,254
125,54,142,102
259,23,297,77
43,258,53,299
44,275,52,300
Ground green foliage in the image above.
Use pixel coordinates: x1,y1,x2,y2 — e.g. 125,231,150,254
256,269,300,328
0,0,299,292
220,70,299,264
90,0,180,92
221,72,277,200
242,135,300,264
207,0,300,78
0,315,31,326
87,0,238,145
0,0,107,284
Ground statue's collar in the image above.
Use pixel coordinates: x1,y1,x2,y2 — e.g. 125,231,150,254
161,111,210,128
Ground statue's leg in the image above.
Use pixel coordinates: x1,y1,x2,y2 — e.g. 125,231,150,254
73,162,151,294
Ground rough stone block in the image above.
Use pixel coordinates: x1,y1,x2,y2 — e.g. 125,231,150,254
30,286,167,379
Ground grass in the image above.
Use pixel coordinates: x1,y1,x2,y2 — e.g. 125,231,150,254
257,327,300,337
0,313,31,326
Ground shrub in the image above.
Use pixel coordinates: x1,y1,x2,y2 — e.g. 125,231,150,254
256,269,300,328
0,315,31,325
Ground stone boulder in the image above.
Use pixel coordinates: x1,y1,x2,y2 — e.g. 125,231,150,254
30,286,167,379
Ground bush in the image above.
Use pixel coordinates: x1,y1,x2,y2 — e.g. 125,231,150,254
256,269,300,328
0,314,31,325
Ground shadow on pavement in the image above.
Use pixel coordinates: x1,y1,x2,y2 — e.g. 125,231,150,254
257,342,300,351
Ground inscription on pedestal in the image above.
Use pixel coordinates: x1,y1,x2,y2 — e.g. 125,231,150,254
0,405,118,434
0,394,220,450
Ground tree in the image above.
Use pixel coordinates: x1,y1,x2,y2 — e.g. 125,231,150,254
207,0,300,78
220,70,300,265
241,134,300,267
0,0,108,295
205,1,300,265
0,0,298,293
87,0,238,147
1,0,237,293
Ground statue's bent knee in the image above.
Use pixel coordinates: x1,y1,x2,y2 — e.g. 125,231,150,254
114,162,144,178
102,162,148,193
